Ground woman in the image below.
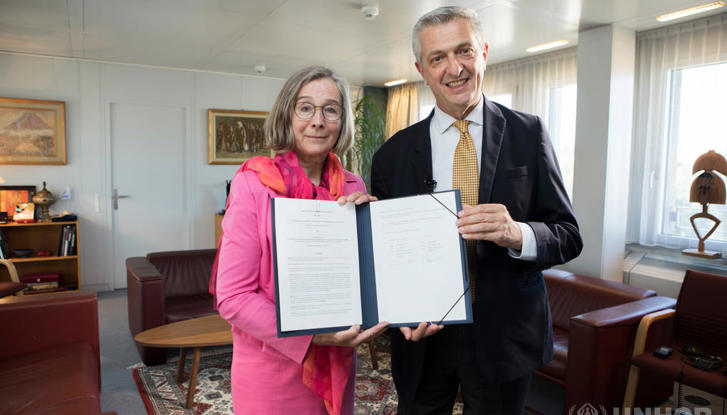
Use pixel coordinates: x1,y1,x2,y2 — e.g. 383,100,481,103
212,66,389,415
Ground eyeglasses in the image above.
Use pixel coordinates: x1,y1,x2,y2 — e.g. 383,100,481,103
294,101,343,122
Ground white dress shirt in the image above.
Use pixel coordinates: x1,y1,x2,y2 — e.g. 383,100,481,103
429,96,537,261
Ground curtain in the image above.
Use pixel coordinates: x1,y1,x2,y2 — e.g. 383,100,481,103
483,47,577,118
483,47,578,197
385,83,419,139
628,13,727,246
416,82,436,120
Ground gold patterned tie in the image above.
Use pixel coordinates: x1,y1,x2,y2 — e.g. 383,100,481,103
452,120,479,302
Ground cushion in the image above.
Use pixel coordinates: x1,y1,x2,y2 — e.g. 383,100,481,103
165,294,215,323
0,342,100,414
147,250,215,297
538,327,568,381
632,349,727,398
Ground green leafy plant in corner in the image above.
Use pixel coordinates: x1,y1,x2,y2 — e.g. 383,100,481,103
345,95,386,191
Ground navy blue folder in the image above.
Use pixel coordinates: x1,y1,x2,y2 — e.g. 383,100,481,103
272,190,472,338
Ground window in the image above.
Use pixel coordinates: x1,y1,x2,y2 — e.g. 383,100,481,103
418,103,434,121
662,62,727,245
489,93,512,109
629,14,727,252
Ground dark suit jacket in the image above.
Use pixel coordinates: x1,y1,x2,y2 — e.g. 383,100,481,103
370,97,583,400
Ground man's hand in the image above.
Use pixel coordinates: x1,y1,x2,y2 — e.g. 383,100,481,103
312,322,389,347
456,203,523,250
337,191,377,206
400,322,443,342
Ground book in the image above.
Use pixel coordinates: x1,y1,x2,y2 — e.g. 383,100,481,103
0,229,7,259
63,226,68,256
57,225,67,256
56,224,76,256
20,272,60,284
271,190,472,338
69,226,76,255
52,214,77,222
25,281,60,290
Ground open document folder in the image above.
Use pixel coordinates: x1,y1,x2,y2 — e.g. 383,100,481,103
271,190,473,337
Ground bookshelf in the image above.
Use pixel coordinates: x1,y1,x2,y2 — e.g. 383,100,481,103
0,220,80,294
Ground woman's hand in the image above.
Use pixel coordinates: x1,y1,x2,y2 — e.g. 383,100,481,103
312,321,389,347
337,191,377,206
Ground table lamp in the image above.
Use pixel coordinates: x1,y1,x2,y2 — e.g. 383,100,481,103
682,150,727,258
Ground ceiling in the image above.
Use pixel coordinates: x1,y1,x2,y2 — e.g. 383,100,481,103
0,0,723,86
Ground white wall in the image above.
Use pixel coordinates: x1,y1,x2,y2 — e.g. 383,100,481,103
0,53,285,290
565,25,635,283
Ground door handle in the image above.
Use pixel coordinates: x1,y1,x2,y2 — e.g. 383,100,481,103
112,188,130,210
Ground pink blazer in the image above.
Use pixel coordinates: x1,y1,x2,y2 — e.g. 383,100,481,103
216,168,366,414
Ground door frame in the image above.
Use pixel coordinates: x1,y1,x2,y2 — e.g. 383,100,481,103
103,99,193,289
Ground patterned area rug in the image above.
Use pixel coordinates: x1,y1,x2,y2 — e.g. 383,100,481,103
133,335,539,414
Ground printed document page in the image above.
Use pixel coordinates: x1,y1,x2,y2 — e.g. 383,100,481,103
369,192,467,324
274,199,362,332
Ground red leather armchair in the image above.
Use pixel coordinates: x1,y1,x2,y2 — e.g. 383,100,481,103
623,270,727,410
127,249,217,365
0,291,114,415
537,269,677,413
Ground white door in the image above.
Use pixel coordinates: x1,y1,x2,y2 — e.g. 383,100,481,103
110,103,187,289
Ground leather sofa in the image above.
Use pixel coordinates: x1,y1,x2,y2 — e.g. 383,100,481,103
127,249,217,365
0,291,114,415
538,269,676,413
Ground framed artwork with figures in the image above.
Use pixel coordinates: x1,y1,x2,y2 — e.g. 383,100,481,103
208,109,269,165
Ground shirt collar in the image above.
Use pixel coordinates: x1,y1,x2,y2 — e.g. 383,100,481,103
431,94,485,135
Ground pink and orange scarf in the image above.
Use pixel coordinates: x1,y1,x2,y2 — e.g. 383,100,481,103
209,151,353,415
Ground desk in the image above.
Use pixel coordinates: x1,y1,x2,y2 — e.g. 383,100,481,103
134,314,232,408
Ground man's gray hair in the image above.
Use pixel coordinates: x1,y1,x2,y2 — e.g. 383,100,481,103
412,6,484,64
265,65,354,156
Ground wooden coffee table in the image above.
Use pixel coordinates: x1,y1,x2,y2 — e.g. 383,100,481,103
134,314,233,408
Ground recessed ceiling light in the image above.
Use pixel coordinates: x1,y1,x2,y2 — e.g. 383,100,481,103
656,1,725,22
525,40,569,53
384,78,407,87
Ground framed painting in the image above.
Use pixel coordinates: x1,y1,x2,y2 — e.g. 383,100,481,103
208,109,269,165
0,185,36,219
0,98,66,165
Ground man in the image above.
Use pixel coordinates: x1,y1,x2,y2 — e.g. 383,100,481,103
370,6,583,414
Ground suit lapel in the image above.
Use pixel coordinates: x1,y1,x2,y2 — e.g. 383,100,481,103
410,112,434,194
478,98,505,203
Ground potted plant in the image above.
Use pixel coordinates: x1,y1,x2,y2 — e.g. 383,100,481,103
345,95,386,191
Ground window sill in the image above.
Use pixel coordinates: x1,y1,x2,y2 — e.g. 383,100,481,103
624,243,727,297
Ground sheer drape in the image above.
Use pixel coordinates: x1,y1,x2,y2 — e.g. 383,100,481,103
483,47,577,119
385,83,419,139
483,47,578,196
628,13,727,246
417,82,436,120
